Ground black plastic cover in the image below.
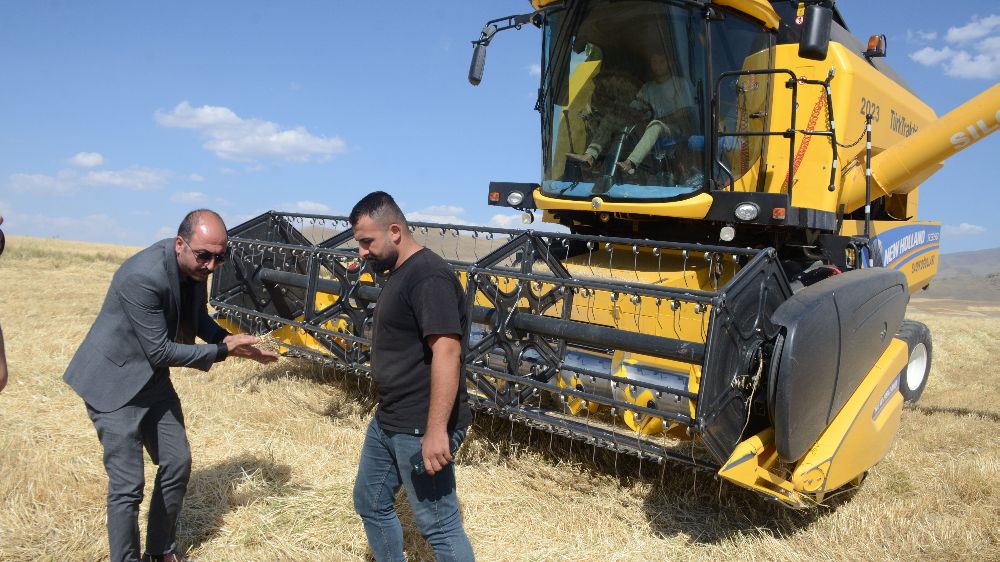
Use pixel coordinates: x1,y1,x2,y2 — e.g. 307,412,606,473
770,268,908,462
697,248,792,463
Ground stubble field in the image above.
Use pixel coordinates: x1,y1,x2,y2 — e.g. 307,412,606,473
1,236,997,561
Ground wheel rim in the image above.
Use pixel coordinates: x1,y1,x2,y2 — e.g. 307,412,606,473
905,342,928,392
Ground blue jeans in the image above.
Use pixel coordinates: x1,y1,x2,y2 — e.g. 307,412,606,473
353,418,474,562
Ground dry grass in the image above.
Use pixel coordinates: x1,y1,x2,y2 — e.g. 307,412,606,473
1,235,998,561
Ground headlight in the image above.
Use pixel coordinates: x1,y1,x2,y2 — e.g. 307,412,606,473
506,191,524,206
734,202,760,221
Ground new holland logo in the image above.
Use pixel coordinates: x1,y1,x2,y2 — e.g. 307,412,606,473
873,375,901,421
881,230,926,264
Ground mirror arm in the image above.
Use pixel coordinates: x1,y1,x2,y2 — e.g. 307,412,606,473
467,3,565,85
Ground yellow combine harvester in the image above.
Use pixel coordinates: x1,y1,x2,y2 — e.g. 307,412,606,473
211,0,999,507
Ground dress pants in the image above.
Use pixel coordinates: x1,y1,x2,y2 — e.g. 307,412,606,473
86,376,191,562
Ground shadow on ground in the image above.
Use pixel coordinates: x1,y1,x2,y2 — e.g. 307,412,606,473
911,404,1000,423
467,412,831,545
180,453,302,550
231,358,379,419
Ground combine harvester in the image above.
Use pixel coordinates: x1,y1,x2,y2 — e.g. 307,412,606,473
211,1,999,506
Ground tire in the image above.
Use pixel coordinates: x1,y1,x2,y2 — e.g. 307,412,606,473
896,320,932,403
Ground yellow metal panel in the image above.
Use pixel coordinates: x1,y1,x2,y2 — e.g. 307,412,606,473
533,190,714,219
531,0,561,9
718,428,807,507
842,83,1000,211
263,290,348,354
712,0,779,29
792,339,908,494
765,43,937,214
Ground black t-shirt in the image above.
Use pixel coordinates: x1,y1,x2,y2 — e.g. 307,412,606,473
371,247,472,435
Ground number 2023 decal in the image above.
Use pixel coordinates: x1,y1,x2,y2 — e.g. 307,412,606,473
860,97,881,122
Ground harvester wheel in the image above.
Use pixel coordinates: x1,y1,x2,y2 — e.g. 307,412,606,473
897,320,932,403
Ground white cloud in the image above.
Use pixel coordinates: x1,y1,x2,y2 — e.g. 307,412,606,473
906,30,938,43
8,165,172,196
910,46,956,66
422,205,465,216
69,152,104,168
945,14,1000,44
155,102,241,129
910,14,1000,80
170,191,209,204
407,205,472,225
279,200,331,213
528,63,541,76
156,226,175,238
489,213,523,228
189,173,205,182
941,34,1000,79
155,101,347,162
942,222,987,236
81,167,171,191
7,171,77,195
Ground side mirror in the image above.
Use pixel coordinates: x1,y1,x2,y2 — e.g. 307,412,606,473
798,4,832,61
469,43,488,86
469,24,498,86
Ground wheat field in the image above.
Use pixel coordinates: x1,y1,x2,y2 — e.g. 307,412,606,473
0,236,997,561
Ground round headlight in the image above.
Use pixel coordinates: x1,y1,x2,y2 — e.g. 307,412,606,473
734,202,760,221
521,211,535,224
720,225,736,241
506,191,524,206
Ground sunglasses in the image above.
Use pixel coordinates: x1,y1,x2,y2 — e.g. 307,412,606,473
182,238,228,264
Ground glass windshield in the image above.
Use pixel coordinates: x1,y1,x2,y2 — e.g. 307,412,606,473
540,0,773,201
542,1,706,201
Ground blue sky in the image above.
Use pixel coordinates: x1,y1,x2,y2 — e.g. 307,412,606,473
0,1,996,253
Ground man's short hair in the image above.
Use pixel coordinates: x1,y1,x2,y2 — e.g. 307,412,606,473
177,209,224,240
349,191,408,229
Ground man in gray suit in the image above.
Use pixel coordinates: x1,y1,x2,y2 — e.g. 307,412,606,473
64,209,278,562
0,214,7,394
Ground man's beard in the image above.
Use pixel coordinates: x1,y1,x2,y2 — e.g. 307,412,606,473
366,248,398,275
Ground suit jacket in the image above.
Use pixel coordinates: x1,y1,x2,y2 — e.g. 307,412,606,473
64,238,228,412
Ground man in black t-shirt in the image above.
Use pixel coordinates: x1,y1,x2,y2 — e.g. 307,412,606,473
349,191,474,562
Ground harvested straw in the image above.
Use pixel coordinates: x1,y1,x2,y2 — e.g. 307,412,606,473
1,236,997,560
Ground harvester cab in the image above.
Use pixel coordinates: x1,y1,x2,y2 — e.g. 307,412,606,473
211,0,999,507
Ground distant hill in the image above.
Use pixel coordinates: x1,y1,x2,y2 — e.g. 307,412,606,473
936,247,1000,277
919,247,1000,301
